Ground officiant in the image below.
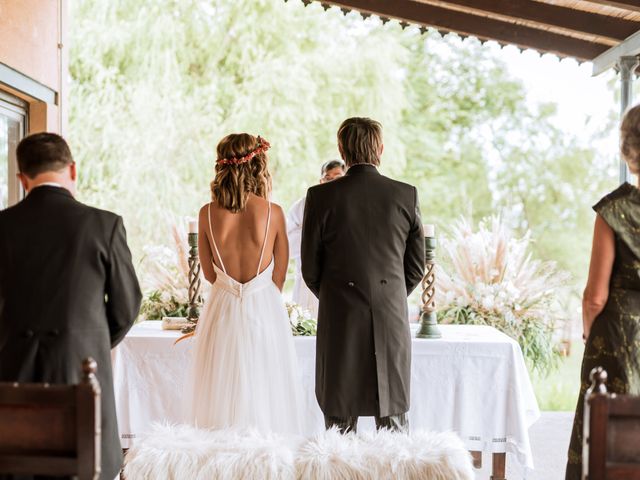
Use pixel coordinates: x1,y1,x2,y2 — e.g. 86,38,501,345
287,160,345,317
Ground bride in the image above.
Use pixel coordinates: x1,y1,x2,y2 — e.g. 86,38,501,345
188,133,303,435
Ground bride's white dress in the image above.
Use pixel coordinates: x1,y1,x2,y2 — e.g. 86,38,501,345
188,202,304,435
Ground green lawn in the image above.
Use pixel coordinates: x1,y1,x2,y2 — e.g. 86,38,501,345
532,342,584,411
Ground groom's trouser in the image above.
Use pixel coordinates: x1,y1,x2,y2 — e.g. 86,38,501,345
324,413,408,434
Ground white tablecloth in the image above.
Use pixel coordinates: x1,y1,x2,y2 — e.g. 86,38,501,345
112,321,540,473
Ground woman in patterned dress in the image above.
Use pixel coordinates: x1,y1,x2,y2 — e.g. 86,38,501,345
566,104,640,479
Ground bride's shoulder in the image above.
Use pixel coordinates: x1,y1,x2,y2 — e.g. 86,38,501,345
268,200,284,213
267,201,286,224
199,202,212,214
198,201,217,220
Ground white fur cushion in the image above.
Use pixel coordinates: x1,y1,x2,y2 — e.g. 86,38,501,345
123,424,296,480
123,424,474,480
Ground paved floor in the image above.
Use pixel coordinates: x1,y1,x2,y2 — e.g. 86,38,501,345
474,411,574,480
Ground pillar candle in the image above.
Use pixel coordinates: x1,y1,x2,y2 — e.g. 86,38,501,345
423,224,435,237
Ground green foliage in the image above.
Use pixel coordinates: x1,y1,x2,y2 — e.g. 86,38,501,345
533,342,584,411
140,290,189,320
291,317,317,336
69,0,617,334
286,302,317,336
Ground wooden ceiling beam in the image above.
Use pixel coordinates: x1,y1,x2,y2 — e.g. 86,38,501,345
592,28,640,75
416,0,639,42
586,0,640,13
320,0,610,60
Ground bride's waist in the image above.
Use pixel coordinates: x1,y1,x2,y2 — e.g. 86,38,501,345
212,279,274,298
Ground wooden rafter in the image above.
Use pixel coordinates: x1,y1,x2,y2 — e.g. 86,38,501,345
416,0,639,42
592,28,640,74
320,0,610,60
586,0,640,13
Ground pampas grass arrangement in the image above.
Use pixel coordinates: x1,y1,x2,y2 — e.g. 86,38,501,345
437,216,569,375
139,221,207,321
123,424,474,480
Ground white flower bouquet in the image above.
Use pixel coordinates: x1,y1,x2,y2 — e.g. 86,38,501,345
286,302,317,336
437,216,569,375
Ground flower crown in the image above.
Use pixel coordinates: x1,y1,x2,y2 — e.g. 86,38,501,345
216,136,271,165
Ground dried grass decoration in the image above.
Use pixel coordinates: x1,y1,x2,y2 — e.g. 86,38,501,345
437,216,569,375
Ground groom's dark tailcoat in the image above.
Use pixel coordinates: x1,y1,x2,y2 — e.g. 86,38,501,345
301,164,424,418
0,186,142,480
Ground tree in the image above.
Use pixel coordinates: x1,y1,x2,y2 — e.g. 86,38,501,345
70,0,616,304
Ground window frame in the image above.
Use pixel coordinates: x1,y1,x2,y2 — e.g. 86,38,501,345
0,90,28,208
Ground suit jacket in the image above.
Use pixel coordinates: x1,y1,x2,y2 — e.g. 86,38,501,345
301,164,424,418
0,186,142,480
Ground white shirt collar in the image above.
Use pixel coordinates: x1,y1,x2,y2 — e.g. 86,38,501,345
37,182,64,188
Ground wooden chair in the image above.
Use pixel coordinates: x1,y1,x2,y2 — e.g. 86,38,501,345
583,366,640,480
0,358,101,480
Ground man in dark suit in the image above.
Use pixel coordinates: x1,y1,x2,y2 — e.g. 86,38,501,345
301,117,424,433
0,133,142,480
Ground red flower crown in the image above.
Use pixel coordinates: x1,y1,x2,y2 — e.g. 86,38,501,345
216,136,271,165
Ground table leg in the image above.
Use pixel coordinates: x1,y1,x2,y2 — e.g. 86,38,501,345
491,452,506,480
121,448,128,480
470,450,482,469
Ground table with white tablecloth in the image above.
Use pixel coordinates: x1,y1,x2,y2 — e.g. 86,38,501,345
112,321,540,476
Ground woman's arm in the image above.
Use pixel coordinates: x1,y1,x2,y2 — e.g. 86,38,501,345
198,205,217,284
272,204,289,291
582,213,615,339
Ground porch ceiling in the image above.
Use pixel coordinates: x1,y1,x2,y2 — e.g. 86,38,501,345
303,0,640,63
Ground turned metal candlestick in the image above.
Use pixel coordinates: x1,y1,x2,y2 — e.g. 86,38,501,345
187,231,201,321
416,234,442,339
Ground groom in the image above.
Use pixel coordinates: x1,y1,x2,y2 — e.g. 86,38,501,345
301,117,424,433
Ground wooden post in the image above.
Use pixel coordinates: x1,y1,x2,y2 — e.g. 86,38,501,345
77,358,101,480
491,453,506,480
585,367,609,479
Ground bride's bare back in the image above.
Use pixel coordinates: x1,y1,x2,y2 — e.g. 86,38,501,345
198,194,289,289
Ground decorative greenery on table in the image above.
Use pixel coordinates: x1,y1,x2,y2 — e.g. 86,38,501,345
138,222,205,330
140,291,189,320
437,216,569,376
287,302,317,336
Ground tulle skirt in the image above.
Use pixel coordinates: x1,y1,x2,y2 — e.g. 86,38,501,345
187,265,304,435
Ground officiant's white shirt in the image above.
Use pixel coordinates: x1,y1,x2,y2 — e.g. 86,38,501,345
287,196,319,318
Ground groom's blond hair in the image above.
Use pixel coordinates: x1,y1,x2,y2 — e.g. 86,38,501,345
337,117,383,167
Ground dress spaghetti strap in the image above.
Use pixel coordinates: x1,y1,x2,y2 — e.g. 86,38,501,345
256,202,272,276
207,202,227,274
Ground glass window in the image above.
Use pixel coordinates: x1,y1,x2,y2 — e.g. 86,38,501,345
0,91,28,210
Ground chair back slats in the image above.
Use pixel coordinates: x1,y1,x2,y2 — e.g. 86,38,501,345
607,417,640,463
0,455,77,476
0,404,76,454
606,465,640,480
0,358,101,480
584,367,640,480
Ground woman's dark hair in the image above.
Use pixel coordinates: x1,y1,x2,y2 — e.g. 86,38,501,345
320,159,345,176
16,132,74,178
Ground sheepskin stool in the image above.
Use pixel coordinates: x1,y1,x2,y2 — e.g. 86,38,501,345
123,424,474,480
296,428,474,480
123,424,297,480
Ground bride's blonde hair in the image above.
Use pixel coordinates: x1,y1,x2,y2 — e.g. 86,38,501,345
211,133,272,213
